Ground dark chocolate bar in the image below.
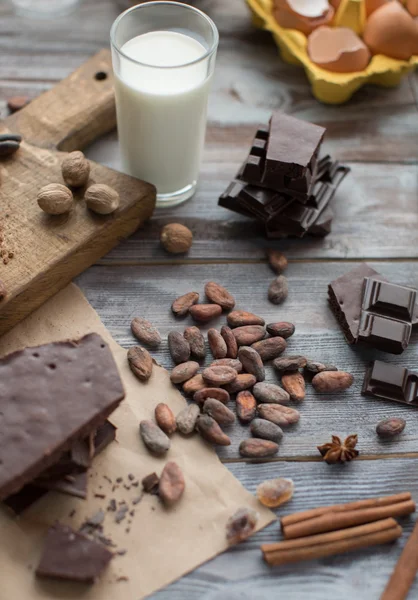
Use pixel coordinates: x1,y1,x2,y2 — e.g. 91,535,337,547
357,278,416,354
309,206,334,237
0,333,125,501
362,361,418,406
36,523,113,583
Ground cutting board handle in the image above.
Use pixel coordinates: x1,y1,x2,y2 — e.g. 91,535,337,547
5,49,117,152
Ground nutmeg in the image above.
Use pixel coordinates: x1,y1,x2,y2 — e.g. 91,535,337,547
61,151,90,188
85,183,120,215
37,183,74,215
160,223,193,254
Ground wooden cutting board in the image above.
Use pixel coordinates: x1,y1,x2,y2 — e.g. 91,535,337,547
0,49,156,337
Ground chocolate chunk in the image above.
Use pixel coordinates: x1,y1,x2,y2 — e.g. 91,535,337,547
0,333,125,501
93,421,117,455
142,472,160,494
3,485,47,515
362,361,418,407
36,523,113,583
35,471,88,499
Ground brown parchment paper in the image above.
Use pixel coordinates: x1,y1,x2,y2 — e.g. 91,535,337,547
0,284,275,600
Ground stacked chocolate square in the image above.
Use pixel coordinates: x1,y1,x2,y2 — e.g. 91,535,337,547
0,333,124,514
219,112,350,238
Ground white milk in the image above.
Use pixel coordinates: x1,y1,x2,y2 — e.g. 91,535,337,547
114,30,210,197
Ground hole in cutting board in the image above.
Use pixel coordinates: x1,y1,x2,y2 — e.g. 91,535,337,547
94,71,107,81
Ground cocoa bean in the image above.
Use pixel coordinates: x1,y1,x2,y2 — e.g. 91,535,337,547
239,438,278,458
170,361,200,384
168,331,190,364
0,280,7,301
226,507,258,545
127,346,153,382
225,374,257,394
252,337,287,361
266,322,295,339
267,249,288,275
236,390,257,423
176,404,200,435
312,371,354,393
250,418,283,443
221,325,238,358
208,328,227,359
273,355,307,372
281,371,306,402
183,374,206,395
172,291,199,316
7,96,29,112
238,346,265,382
155,403,177,435
189,304,222,323
159,462,185,506
184,326,206,360
139,420,170,455
196,415,231,446
305,361,338,374
227,310,265,328
194,387,230,405
257,403,300,426
210,358,242,373
203,398,236,426
131,317,162,347
202,365,237,387
233,325,266,346
253,382,290,404
376,417,406,438
204,281,235,310
268,275,288,305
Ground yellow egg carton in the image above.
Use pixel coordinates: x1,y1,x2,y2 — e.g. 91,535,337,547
246,0,418,103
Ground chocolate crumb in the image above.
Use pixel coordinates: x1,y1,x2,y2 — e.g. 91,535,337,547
69,509,76,518
96,534,115,548
142,472,160,495
131,481,139,487
112,485,118,492
94,493,106,499
125,528,130,534
116,477,123,483
117,576,129,582
128,474,135,481
85,510,105,528
107,499,117,512
129,510,135,517
115,505,129,524
123,485,131,490
151,506,155,511
103,475,112,484
116,549,127,556
132,494,143,506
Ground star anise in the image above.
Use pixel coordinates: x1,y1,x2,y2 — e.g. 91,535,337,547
317,434,359,464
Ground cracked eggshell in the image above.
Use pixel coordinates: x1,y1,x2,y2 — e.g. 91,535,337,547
407,0,418,17
363,1,418,61
273,4,335,35
308,26,371,72
276,0,330,18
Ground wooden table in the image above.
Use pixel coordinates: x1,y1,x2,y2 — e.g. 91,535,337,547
2,0,418,597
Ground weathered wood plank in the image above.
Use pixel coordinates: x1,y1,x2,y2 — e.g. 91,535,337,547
151,458,418,599
76,261,418,459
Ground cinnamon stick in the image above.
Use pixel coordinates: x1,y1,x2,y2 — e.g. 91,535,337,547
283,499,415,540
281,492,412,528
262,518,402,566
381,521,418,600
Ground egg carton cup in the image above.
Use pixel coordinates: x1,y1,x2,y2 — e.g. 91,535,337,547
246,0,418,103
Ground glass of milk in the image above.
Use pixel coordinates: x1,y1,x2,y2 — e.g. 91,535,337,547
110,1,219,207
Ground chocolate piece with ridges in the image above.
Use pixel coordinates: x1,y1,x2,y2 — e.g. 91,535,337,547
273,355,307,372
208,328,227,359
233,325,266,346
239,438,279,458
184,326,206,360
252,337,287,361
0,334,124,501
131,317,161,347
221,325,238,358
238,346,265,382
203,398,236,426
210,358,242,372
139,420,170,455
267,249,288,274
202,365,237,387
225,374,257,394
159,461,185,506
197,415,231,446
282,371,306,401
268,276,289,305
266,322,295,339
183,374,206,395
155,403,177,435
227,310,265,328
36,523,113,583
362,361,418,407
312,371,354,393
168,330,191,364
176,404,200,435
250,418,283,443
253,382,290,405
194,387,230,405
128,346,153,381
172,292,199,316
205,281,235,310
236,390,257,423
170,361,200,384
189,304,222,323
257,403,300,426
